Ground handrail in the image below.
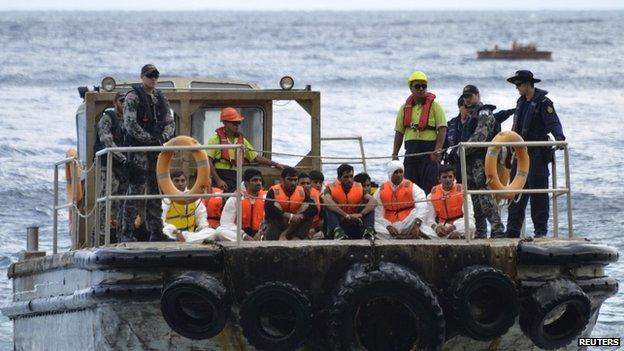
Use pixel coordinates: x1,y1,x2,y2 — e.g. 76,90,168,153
458,140,572,241
52,157,80,254
320,136,367,173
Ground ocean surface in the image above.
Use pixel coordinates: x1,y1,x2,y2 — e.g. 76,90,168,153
0,10,623,348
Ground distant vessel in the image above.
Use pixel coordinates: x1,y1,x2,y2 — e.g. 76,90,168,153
478,41,552,60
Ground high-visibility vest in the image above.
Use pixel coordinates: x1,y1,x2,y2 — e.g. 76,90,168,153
430,183,464,224
310,187,321,227
271,184,306,214
378,180,415,222
327,180,364,215
166,200,198,232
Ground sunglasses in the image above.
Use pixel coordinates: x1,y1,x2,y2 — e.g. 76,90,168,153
411,84,427,90
227,121,241,126
145,72,159,79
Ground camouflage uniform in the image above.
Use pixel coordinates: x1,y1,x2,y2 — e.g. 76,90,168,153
120,86,175,241
464,103,505,238
95,110,128,244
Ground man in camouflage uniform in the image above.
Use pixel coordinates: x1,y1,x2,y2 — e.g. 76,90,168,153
120,64,175,242
94,91,133,243
460,85,505,238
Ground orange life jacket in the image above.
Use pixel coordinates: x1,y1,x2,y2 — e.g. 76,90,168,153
430,183,464,224
310,187,322,228
241,190,265,231
215,127,244,164
202,187,224,229
378,180,415,222
403,92,437,130
271,184,306,214
328,180,364,215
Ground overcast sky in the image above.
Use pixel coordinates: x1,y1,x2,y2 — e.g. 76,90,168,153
2,0,623,11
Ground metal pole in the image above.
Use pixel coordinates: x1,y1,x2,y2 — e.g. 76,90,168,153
563,145,574,238
93,156,101,247
71,159,79,250
358,136,367,173
53,165,59,254
235,146,243,244
551,149,559,238
27,226,39,252
459,144,470,241
104,151,113,246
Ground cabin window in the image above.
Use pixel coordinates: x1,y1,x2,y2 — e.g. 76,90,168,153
191,107,264,151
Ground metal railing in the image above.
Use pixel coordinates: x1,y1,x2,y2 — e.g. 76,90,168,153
321,136,367,173
52,157,80,254
458,140,572,241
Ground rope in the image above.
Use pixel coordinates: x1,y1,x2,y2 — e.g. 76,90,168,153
251,144,460,160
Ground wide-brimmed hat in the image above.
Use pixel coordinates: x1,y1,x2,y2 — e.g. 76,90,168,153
507,70,541,84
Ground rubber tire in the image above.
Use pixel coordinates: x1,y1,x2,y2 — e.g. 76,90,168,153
448,265,518,341
328,262,445,351
520,279,591,350
161,273,229,339
240,281,313,351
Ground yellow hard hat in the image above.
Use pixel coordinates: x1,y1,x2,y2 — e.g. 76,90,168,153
407,70,428,86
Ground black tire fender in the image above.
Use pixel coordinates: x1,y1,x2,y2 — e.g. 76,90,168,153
520,279,591,350
239,281,313,351
160,272,229,339
328,262,445,351
448,265,518,341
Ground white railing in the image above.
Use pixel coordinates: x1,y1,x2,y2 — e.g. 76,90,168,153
458,140,572,240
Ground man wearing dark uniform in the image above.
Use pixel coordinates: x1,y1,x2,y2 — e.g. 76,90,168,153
500,70,565,237
120,64,175,242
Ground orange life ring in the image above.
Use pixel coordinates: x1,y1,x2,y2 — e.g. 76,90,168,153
156,136,211,204
484,131,530,200
65,148,83,205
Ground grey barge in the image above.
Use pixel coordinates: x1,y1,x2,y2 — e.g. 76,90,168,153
1,76,618,350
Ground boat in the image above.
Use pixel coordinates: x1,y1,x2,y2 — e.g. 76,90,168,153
1,75,618,350
478,41,552,61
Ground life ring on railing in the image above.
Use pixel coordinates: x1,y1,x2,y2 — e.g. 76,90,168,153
65,148,84,206
448,265,518,341
328,262,445,351
161,272,229,339
156,136,211,204
240,281,313,350
484,131,530,200
520,279,591,349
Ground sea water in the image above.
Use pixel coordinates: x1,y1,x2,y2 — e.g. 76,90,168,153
1,10,623,348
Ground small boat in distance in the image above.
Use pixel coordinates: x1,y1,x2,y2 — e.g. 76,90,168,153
478,40,552,60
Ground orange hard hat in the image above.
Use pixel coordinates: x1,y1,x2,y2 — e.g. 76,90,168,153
220,107,244,122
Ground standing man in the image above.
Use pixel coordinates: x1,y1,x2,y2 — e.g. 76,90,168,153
323,164,377,240
121,64,175,242
424,164,476,239
502,70,566,237
460,85,505,238
374,161,428,240
392,70,447,195
264,167,317,240
94,91,131,243
444,96,470,183
207,107,287,191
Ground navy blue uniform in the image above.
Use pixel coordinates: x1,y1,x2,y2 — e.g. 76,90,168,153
501,88,565,237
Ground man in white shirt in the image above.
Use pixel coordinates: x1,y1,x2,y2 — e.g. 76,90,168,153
374,161,429,239
161,171,215,242
423,164,475,239
214,168,266,241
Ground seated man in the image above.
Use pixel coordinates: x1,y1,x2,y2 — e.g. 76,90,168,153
215,168,266,241
264,167,317,240
323,164,377,240
202,186,224,229
423,164,475,239
207,107,287,191
298,172,323,239
309,170,326,193
374,161,428,239
161,171,215,242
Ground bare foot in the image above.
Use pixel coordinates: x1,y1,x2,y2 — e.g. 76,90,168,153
176,231,186,242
